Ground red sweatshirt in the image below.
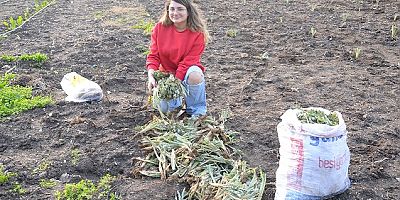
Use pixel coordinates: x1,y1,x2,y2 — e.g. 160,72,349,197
146,22,206,80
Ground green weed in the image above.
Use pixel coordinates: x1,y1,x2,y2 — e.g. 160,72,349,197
226,29,238,38
0,164,17,185
11,182,27,195
55,174,119,200
0,73,53,118
131,20,155,36
0,54,17,62
98,174,116,198
71,149,81,166
2,0,54,33
3,17,16,31
0,53,48,67
34,0,50,13
55,179,97,200
39,179,57,189
19,52,48,63
32,161,51,174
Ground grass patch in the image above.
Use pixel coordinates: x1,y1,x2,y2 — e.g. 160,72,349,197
32,161,51,174
0,53,48,67
55,174,120,200
0,73,53,119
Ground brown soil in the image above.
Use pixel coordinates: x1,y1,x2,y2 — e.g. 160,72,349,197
0,0,399,199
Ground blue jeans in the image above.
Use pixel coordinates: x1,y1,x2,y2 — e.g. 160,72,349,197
158,66,207,116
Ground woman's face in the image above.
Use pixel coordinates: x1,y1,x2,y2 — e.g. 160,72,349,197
168,1,188,25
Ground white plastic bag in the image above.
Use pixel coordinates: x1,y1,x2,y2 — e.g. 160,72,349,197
60,72,103,102
275,107,350,200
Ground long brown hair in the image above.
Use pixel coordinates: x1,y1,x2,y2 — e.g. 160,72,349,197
160,0,210,43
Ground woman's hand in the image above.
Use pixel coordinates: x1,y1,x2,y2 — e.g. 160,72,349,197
147,69,156,93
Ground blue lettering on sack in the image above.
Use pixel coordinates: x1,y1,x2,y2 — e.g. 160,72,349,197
310,135,344,146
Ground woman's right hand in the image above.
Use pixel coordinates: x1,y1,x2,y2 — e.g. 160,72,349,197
147,69,156,93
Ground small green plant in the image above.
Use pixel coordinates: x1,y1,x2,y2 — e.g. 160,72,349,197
55,179,97,200
3,16,17,31
391,24,398,40
1,53,48,67
2,0,54,34
34,0,50,13
0,164,17,185
24,8,31,20
226,29,238,38
98,174,116,198
19,52,48,64
353,47,361,60
55,174,119,200
0,54,17,62
310,27,317,37
0,73,53,118
39,179,57,189
11,182,27,195
32,161,51,174
71,149,81,166
131,20,155,36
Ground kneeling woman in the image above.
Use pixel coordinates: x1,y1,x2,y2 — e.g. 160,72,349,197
146,0,210,117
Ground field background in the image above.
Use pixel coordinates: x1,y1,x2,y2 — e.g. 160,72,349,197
0,0,399,199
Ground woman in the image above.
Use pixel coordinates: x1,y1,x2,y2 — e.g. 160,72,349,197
146,0,210,117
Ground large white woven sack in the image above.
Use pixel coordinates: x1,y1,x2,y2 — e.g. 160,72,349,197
275,108,350,200
60,72,103,102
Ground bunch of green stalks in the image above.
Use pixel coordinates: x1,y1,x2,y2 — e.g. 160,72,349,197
154,74,186,100
134,111,266,199
151,72,186,112
297,109,339,126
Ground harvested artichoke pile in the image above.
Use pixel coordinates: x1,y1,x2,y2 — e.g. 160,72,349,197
133,111,266,200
